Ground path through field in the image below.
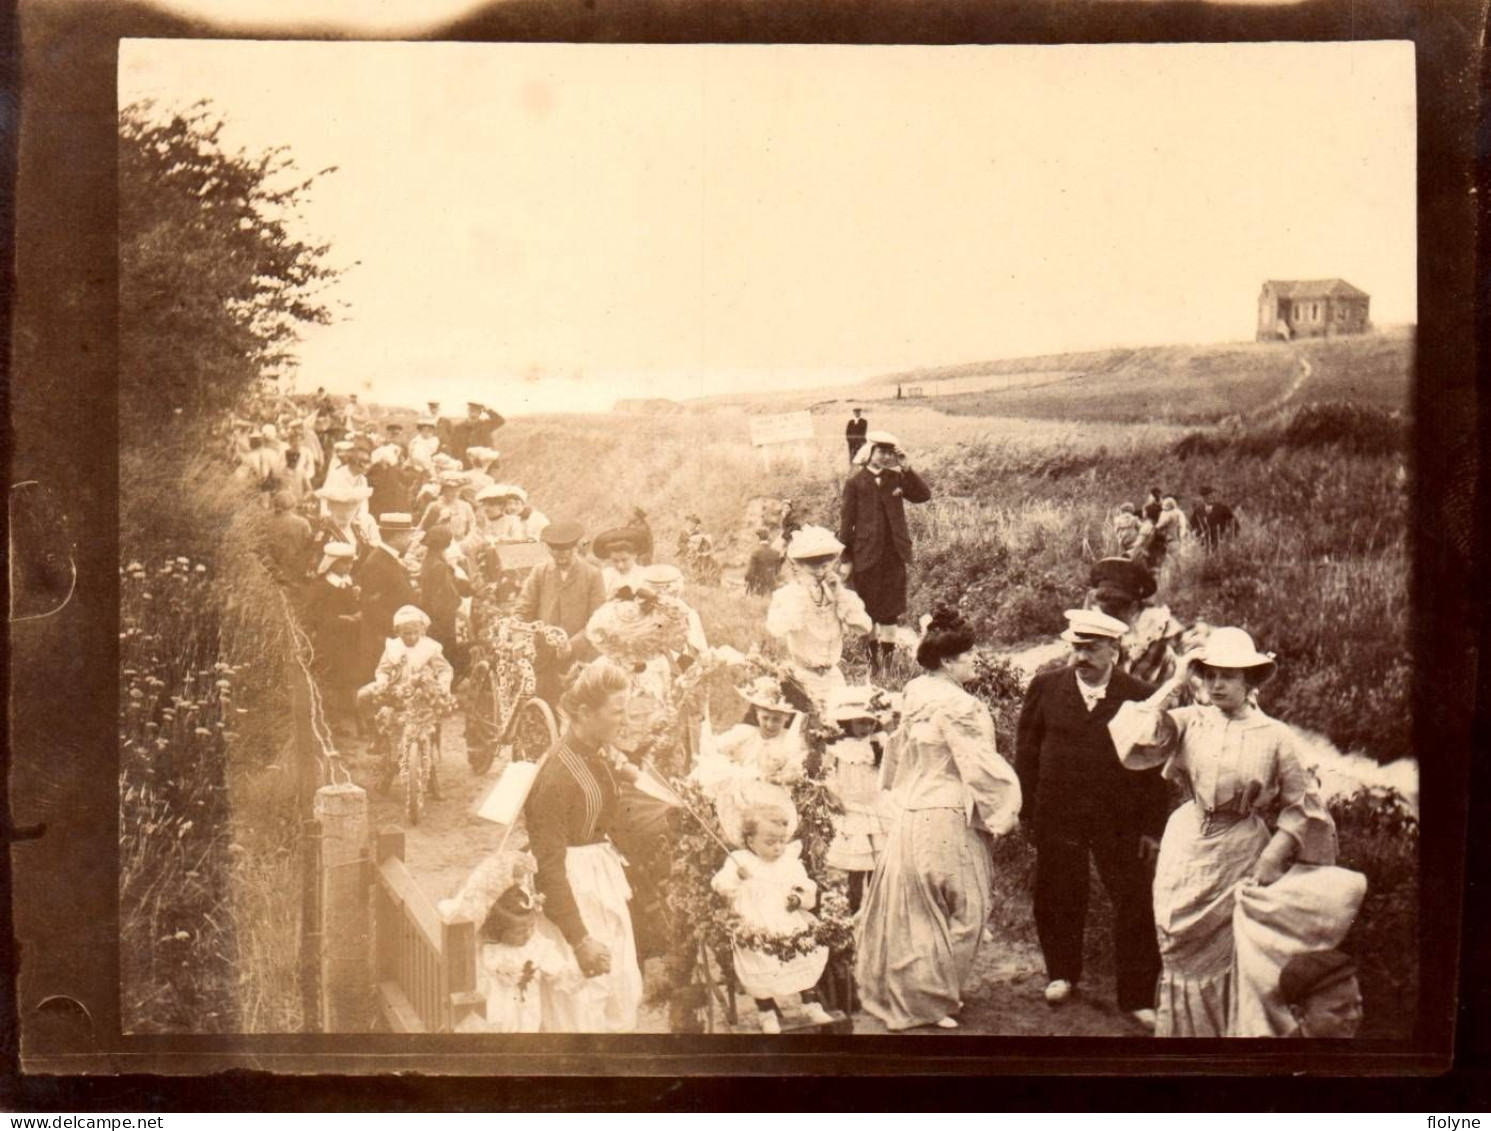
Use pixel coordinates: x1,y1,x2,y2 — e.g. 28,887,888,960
342,627,1412,1037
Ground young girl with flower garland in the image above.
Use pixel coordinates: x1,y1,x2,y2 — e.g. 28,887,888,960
711,804,833,1033
822,686,896,914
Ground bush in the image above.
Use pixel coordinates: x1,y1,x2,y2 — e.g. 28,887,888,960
1331,787,1419,1039
120,452,306,1033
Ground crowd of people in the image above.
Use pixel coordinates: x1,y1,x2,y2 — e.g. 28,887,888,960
229,397,1361,1040
1111,484,1239,577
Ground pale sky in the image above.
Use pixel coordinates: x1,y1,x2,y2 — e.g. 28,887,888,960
120,40,1416,414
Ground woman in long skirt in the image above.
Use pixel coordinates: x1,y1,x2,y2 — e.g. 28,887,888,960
855,609,1022,1031
1109,627,1337,1037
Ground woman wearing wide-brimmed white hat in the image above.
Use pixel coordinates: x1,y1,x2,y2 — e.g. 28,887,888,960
1109,626,1338,1038
765,525,872,708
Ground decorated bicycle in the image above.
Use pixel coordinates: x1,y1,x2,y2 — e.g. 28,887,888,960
363,605,458,826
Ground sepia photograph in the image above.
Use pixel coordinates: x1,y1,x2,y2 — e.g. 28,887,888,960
104,35,1427,1049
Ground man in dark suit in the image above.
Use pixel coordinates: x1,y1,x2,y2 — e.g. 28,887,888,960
845,407,868,464
1015,607,1168,1029
352,513,417,687
450,401,506,464
837,430,932,671
1190,486,1238,550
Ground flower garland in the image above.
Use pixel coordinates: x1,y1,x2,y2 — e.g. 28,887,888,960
373,664,457,780
663,655,857,998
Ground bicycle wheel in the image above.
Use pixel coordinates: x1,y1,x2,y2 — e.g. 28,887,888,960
512,697,558,763
463,658,500,775
405,733,426,827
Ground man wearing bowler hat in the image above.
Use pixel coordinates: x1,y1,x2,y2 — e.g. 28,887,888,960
1015,607,1169,1029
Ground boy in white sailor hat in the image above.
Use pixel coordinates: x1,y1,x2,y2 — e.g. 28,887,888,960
1013,606,1168,1029
765,525,872,708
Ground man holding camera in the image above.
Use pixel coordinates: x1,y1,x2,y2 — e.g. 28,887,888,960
837,430,932,671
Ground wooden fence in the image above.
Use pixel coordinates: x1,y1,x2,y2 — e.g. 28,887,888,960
372,827,484,1033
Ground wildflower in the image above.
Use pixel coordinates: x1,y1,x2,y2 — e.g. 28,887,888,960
193,727,210,737
176,557,189,566
174,930,190,941
215,679,231,690
195,564,207,574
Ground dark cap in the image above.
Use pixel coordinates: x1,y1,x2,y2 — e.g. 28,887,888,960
1279,949,1358,1005
541,520,584,548
1089,557,1157,601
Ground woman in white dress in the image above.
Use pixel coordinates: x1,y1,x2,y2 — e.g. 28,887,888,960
766,526,872,708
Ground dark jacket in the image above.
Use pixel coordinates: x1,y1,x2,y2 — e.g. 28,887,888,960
525,736,621,947
418,555,469,647
1015,665,1169,836
353,545,414,681
837,465,932,572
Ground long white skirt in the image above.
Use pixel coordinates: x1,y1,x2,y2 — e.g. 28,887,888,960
536,842,644,1033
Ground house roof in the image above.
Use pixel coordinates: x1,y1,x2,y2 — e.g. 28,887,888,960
1263,279,1370,300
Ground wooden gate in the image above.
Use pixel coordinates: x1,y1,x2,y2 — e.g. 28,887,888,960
371,827,484,1032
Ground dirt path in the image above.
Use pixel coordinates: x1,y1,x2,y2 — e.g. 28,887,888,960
342,618,1414,1036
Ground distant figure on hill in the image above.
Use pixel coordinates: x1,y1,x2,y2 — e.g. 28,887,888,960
845,408,869,464
1190,487,1239,550
838,431,932,672
745,528,783,596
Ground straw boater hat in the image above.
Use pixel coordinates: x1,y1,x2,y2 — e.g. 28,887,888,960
737,675,797,715
1194,626,1276,683
1089,557,1158,603
391,604,431,629
785,525,844,561
540,520,584,549
467,446,499,466
377,512,415,532
1060,608,1129,644
415,416,437,428
438,472,466,488
333,440,355,454
592,526,647,560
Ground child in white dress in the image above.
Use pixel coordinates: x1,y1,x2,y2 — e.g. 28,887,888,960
475,883,584,1033
711,804,833,1033
823,687,895,913
693,676,808,840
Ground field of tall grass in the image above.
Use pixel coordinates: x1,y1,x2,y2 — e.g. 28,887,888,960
489,392,1416,1036
120,448,308,1033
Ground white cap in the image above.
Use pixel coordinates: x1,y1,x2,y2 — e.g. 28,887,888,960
1060,608,1129,643
786,524,844,560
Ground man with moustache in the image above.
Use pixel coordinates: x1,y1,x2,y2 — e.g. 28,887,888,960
1015,607,1169,1030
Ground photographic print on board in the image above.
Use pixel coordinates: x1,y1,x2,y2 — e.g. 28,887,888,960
114,37,1418,1044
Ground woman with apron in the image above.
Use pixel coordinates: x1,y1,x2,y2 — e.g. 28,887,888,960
523,658,645,1032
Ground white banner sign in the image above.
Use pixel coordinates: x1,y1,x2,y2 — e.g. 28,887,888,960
748,410,815,447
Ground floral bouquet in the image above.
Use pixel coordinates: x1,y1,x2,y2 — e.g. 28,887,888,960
585,589,691,670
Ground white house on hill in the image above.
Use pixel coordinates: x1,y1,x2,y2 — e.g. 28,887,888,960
1257,279,1371,341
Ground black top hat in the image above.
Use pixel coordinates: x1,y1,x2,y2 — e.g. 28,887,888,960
1089,557,1157,601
